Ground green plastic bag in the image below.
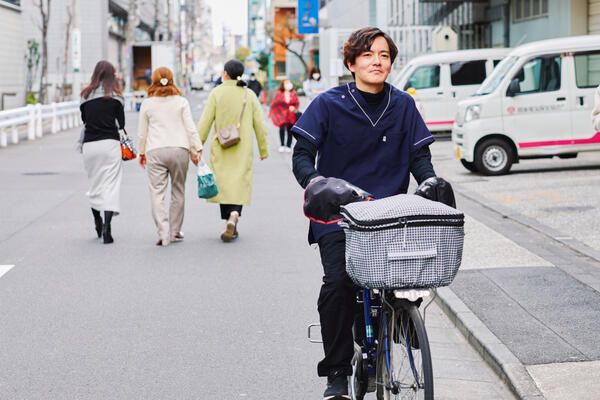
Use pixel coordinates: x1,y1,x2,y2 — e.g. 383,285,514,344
197,160,218,199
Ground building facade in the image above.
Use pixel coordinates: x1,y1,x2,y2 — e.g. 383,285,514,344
0,0,25,110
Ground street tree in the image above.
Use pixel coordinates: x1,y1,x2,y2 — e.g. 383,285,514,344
25,39,41,103
35,0,51,104
59,3,73,101
265,15,310,76
235,47,251,64
256,51,269,72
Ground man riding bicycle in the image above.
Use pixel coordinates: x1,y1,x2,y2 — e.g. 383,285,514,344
291,27,437,399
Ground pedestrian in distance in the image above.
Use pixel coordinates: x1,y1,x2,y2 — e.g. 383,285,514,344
247,72,263,98
269,78,300,153
291,27,436,399
593,83,600,131
303,66,328,103
197,59,269,242
137,67,203,247
79,60,126,244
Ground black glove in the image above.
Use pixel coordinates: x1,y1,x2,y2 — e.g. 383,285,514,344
414,177,456,208
303,177,372,224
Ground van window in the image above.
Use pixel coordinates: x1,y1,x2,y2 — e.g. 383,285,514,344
476,56,518,96
574,51,600,89
450,60,486,85
493,59,502,67
405,65,440,90
511,56,561,95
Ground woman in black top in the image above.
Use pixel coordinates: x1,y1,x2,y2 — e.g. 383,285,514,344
80,61,125,244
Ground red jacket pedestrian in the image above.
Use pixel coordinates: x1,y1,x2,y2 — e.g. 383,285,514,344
269,79,300,152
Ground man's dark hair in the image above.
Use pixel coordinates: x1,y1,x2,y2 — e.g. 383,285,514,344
342,27,398,76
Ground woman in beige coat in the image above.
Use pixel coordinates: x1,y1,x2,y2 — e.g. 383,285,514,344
197,60,269,242
138,67,203,246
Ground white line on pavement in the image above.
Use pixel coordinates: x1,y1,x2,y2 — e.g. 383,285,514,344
0,265,15,279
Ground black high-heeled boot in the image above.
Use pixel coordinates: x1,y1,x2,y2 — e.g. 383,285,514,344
92,208,103,238
103,211,114,244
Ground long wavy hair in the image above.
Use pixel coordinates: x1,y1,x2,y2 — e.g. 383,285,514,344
81,60,122,99
147,67,182,97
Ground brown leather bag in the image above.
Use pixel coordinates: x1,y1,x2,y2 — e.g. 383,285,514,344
216,89,248,148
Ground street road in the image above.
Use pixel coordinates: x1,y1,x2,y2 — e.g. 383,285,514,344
4,88,598,399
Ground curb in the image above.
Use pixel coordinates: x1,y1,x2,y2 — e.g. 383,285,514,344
452,184,600,265
434,287,545,400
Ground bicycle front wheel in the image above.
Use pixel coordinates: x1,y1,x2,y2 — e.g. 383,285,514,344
376,301,433,400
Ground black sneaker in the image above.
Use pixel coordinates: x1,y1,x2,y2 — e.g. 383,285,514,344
323,370,350,399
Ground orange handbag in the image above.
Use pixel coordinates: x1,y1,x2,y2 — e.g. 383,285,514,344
120,129,137,161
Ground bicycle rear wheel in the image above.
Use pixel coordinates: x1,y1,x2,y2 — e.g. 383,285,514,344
376,301,433,400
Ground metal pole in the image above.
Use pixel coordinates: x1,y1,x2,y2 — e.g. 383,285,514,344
72,0,82,100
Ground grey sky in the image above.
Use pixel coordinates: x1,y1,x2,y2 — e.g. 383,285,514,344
206,0,248,46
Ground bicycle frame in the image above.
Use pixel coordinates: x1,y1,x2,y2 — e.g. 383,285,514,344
351,288,434,400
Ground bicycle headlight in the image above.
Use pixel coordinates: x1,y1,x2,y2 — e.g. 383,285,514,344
464,104,481,123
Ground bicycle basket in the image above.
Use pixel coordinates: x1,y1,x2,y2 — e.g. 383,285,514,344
339,194,464,289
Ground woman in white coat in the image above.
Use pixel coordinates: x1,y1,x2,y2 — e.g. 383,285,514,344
138,67,203,246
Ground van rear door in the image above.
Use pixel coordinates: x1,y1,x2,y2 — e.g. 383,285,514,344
570,50,600,147
502,54,572,152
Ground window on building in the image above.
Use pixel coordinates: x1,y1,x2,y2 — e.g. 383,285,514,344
405,65,440,90
514,0,548,22
450,60,486,86
1,0,21,6
574,51,600,89
511,56,561,95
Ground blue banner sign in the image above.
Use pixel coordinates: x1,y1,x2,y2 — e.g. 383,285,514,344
298,0,318,34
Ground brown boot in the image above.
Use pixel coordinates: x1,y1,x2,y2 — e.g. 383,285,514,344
220,211,239,242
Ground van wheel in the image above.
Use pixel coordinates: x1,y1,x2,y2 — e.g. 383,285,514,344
474,139,513,175
460,159,478,172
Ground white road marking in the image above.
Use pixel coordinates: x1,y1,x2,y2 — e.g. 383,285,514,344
0,265,15,279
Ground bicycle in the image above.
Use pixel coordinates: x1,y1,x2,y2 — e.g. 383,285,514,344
310,287,434,400
305,178,463,400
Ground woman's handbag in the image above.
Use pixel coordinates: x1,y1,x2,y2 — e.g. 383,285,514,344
120,129,137,161
216,89,248,148
197,160,219,199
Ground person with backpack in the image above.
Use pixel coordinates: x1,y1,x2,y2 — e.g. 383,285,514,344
291,27,436,399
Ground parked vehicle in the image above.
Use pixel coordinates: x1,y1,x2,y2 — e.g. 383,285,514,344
131,42,176,92
453,35,600,175
392,48,510,132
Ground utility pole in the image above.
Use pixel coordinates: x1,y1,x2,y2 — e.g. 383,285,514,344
125,0,138,92
71,0,81,100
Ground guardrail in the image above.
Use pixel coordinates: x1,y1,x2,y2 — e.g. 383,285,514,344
0,92,144,148
0,102,81,148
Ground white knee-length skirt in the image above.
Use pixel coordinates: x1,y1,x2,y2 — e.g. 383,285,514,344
82,139,122,215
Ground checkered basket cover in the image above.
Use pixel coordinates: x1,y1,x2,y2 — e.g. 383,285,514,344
340,194,464,289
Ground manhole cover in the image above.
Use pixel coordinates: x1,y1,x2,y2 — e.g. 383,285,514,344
542,206,594,212
22,172,59,176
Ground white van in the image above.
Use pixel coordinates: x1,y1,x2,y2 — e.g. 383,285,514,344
392,48,511,132
453,35,600,175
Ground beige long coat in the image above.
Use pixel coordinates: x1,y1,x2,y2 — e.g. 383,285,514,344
197,80,269,205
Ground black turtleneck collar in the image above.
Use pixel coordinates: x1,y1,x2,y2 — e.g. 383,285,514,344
356,85,386,112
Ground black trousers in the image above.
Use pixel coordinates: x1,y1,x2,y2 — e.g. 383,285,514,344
279,124,293,147
219,204,242,220
316,230,359,377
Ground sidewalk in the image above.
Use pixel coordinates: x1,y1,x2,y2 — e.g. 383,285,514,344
427,143,600,400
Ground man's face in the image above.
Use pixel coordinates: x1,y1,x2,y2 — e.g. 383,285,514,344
348,36,392,88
